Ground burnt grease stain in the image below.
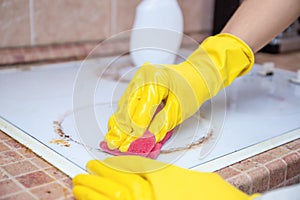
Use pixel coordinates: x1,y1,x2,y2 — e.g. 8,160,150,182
160,131,213,154
51,120,71,147
52,119,100,150
52,109,213,153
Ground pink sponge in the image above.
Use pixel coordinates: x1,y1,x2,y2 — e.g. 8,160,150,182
100,129,173,159
100,104,174,159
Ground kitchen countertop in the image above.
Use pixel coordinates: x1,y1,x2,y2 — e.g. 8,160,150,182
0,48,299,199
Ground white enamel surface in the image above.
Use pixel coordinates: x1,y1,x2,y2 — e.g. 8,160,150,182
0,57,299,177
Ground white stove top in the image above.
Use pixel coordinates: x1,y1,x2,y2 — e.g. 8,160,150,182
0,57,299,177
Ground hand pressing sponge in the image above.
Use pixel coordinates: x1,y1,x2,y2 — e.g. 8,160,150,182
100,129,173,159
101,103,174,159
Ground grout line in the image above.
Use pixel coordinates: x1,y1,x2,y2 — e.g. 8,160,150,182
0,148,50,199
0,190,38,200
0,167,38,200
29,156,53,170
0,150,25,167
244,172,253,194
262,165,271,191
280,158,288,187
13,170,65,194
29,0,35,46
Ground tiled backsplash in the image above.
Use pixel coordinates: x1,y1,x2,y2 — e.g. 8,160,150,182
0,0,215,48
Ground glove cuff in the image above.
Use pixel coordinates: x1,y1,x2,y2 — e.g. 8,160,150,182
199,33,255,86
212,33,255,75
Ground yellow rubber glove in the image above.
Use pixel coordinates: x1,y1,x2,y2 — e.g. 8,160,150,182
73,156,260,200
105,33,254,152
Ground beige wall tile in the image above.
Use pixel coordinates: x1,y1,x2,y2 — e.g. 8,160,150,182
34,0,111,45
0,0,31,48
0,0,214,48
112,0,214,35
112,0,140,35
178,0,215,33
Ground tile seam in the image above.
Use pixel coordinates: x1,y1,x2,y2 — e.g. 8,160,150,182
0,169,38,199
0,150,26,167
1,162,39,177
262,165,271,191
28,181,71,199
243,172,253,194
266,159,287,189
279,157,288,186
0,189,37,200
17,172,56,191
43,167,71,183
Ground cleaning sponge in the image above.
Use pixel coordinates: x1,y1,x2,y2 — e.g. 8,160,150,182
100,129,173,159
100,103,174,159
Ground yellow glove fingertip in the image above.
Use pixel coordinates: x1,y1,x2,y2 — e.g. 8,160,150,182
250,193,261,199
105,130,126,150
72,174,86,185
119,136,138,152
106,115,133,150
73,185,110,200
86,160,104,175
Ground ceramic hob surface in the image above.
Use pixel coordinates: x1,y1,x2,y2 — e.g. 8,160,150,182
0,57,299,176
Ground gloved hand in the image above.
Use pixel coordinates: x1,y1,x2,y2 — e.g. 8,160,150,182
73,156,260,200
105,33,254,152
